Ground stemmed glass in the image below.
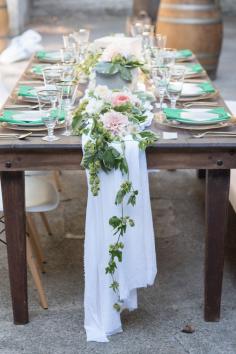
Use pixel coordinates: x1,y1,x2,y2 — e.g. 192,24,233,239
56,82,78,136
131,22,143,37
167,66,186,108
152,66,170,113
155,34,167,50
42,66,64,87
37,89,60,142
60,46,77,65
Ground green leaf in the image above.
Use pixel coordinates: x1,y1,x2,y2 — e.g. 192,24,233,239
119,65,132,82
95,62,119,75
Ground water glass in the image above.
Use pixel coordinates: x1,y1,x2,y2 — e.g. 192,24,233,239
131,22,143,37
162,48,176,69
167,66,186,108
60,47,76,64
56,82,78,136
155,34,167,50
153,66,170,113
37,89,60,142
43,66,64,86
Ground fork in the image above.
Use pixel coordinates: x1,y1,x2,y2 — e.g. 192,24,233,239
182,102,221,108
192,131,236,138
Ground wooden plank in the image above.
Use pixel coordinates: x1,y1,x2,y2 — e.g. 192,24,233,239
1,171,28,324
205,169,230,321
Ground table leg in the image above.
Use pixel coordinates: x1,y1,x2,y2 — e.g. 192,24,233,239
205,169,230,321
1,171,28,324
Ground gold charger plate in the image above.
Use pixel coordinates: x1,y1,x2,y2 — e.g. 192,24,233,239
179,91,218,102
154,114,236,131
1,122,65,132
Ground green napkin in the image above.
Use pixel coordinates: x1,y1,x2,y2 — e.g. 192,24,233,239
164,107,230,122
31,64,45,75
177,49,193,59
198,82,215,94
35,51,60,61
0,109,65,125
186,63,203,74
18,85,37,98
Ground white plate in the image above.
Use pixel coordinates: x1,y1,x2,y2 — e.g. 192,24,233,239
181,111,219,122
181,83,203,97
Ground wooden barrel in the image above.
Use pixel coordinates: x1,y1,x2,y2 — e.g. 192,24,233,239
156,0,223,78
0,0,9,53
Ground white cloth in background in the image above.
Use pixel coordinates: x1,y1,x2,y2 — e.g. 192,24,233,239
83,136,157,342
0,30,43,64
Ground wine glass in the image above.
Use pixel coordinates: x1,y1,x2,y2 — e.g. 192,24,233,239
155,34,167,50
167,66,186,108
131,22,143,37
56,82,78,136
37,89,60,142
42,66,64,87
153,66,170,113
162,48,176,69
60,47,76,65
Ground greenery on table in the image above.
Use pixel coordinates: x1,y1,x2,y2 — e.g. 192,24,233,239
73,87,158,311
95,55,144,82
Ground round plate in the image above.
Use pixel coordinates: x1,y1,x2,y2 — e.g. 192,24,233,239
154,114,236,131
1,122,65,132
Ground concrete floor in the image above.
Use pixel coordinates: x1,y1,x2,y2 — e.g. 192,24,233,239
0,14,236,354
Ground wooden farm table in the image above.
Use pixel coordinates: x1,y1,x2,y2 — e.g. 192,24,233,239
1,56,236,325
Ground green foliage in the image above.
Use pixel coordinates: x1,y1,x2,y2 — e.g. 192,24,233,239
76,52,101,76
95,55,144,83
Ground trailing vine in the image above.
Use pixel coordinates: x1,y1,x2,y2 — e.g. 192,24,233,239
73,87,158,311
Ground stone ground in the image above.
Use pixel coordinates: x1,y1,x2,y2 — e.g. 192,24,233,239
0,13,236,354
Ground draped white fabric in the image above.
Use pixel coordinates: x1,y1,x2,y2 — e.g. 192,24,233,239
83,136,157,342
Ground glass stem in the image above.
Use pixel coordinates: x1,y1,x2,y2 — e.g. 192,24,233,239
48,126,54,138
159,95,164,112
171,98,177,109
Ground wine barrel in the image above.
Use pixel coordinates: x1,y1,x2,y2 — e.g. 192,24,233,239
156,0,223,78
0,0,8,52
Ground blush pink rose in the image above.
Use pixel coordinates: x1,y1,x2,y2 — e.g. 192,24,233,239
112,93,131,107
100,110,129,135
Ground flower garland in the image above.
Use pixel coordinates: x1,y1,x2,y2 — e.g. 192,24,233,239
73,86,158,311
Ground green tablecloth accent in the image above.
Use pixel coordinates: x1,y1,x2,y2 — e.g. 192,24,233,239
18,85,37,98
0,109,65,125
177,49,193,59
164,107,231,123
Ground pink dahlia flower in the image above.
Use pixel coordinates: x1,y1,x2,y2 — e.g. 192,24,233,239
100,110,129,135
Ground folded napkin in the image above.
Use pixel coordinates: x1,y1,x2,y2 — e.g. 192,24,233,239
18,85,38,98
0,109,65,125
83,136,157,342
198,82,215,94
186,63,203,74
35,50,60,61
177,49,193,59
31,64,46,75
164,108,230,123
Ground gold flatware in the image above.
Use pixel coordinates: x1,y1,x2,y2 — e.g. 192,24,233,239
192,131,236,138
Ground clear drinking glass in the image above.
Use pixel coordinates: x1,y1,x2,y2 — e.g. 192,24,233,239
42,66,64,86
60,47,76,64
61,64,77,82
37,89,60,142
56,82,78,136
153,66,170,113
155,34,167,50
131,22,143,37
167,66,186,108
162,48,176,69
